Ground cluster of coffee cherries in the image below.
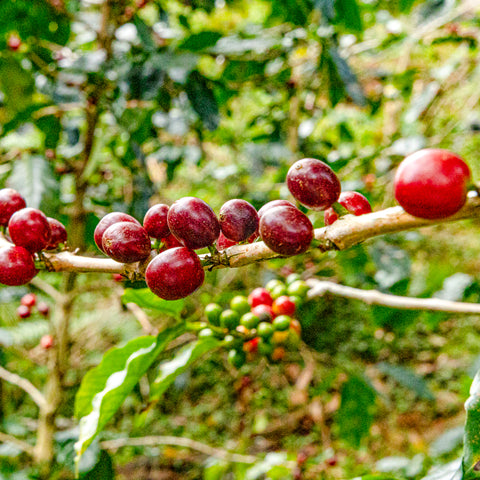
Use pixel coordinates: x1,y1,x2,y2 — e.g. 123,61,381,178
0,188,68,287
199,274,310,368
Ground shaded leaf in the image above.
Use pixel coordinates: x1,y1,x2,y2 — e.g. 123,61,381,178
337,375,376,447
0,58,35,118
179,31,222,51
186,71,220,131
335,0,363,32
377,362,434,401
74,325,185,461
150,338,221,402
400,0,417,13
133,16,156,52
122,288,185,319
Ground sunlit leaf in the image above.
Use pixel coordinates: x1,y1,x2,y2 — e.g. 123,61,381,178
122,288,185,319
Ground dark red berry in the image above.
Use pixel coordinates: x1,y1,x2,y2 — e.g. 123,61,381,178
324,207,339,226
143,204,170,239
287,158,341,210
272,295,296,316
17,305,31,319
0,188,26,226
102,222,151,263
0,246,37,286
259,206,314,256
167,197,220,250
112,273,124,282
94,212,140,253
145,247,205,300
338,191,372,216
37,301,50,316
161,234,183,249
40,334,54,349
21,293,36,308
8,208,51,253
248,288,273,308
258,200,295,218
219,199,259,242
394,148,471,219
252,304,275,322
45,217,68,250
216,231,237,251
7,34,21,51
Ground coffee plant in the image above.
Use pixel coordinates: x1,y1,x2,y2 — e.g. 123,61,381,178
1,1,480,479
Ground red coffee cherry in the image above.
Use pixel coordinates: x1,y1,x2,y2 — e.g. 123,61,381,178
40,334,54,350
8,208,51,253
17,305,31,319
7,34,21,51
21,293,37,308
394,148,471,219
339,191,372,216
102,222,151,263
252,304,275,322
167,197,220,250
161,234,183,249
259,206,314,256
324,207,339,226
94,212,140,253
287,158,341,210
272,295,296,316
248,287,273,308
45,218,68,250
37,301,50,317
258,200,295,218
0,246,37,286
219,199,259,242
216,231,237,251
143,204,170,239
145,247,205,300
0,188,26,226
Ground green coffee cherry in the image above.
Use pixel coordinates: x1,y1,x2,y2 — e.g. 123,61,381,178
287,280,310,298
223,334,241,349
230,295,250,315
220,309,240,330
265,279,285,293
205,303,222,326
289,295,303,308
257,321,274,339
228,349,246,369
286,273,302,285
198,327,217,339
258,338,274,356
240,312,260,329
271,284,288,299
273,314,291,331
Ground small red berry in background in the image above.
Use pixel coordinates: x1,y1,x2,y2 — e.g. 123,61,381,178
243,337,259,354
251,304,275,322
272,295,296,316
248,288,273,308
338,191,372,216
40,335,54,350
21,293,37,308
112,273,124,282
37,302,50,317
161,233,183,249
46,218,68,250
7,34,21,51
394,148,471,219
17,305,31,319
324,207,339,226
216,231,237,251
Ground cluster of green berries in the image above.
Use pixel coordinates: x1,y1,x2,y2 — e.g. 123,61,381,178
199,274,311,369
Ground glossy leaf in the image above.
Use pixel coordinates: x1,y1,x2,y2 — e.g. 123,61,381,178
335,0,363,32
74,325,184,461
179,31,222,51
186,71,220,131
122,288,185,319
150,338,222,402
462,370,480,479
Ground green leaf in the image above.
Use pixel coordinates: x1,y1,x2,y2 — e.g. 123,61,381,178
337,375,376,447
422,459,462,480
133,16,156,52
462,370,480,479
8,156,60,216
335,0,363,32
74,325,185,462
0,58,35,118
186,71,220,131
179,31,222,51
377,362,435,401
122,288,185,319
150,338,221,402
400,0,417,13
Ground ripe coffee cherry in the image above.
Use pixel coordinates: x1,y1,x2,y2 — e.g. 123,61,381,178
94,212,140,253
46,218,68,250
17,305,31,319
145,247,204,300
0,246,37,286
143,204,170,239
324,208,339,226
167,197,220,250
339,191,372,216
394,148,471,219
258,200,295,219
243,337,260,354
162,234,183,249
37,301,50,317
219,199,259,242
8,208,51,253
40,334,54,350
0,188,26,226
272,296,296,316
259,206,313,256
102,222,151,263
216,232,237,251
252,304,274,322
7,34,21,51
248,287,273,308
287,158,341,210
21,293,36,308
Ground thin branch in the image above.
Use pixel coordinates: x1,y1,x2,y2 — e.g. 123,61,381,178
306,279,480,314
29,277,64,303
0,366,47,410
0,431,34,457
125,302,157,335
100,435,261,464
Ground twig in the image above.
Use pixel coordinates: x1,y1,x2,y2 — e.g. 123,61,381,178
125,303,157,335
29,277,64,303
0,431,34,457
100,435,260,464
0,366,47,410
306,278,480,314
